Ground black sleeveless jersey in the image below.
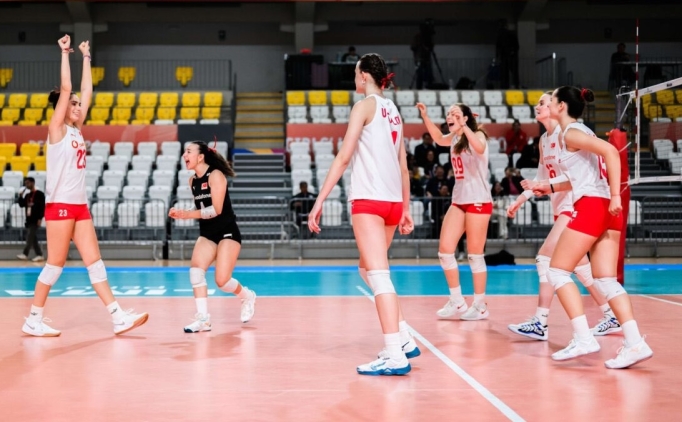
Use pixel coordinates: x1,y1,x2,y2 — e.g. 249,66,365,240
191,166,236,232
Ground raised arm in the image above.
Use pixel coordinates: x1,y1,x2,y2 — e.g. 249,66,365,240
416,102,455,147
77,41,92,128
48,35,73,143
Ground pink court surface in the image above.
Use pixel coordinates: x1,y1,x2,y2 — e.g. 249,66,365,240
1,259,680,421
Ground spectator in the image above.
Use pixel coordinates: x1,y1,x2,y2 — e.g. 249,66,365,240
505,119,529,156
491,181,509,239
500,167,524,197
610,42,635,87
414,132,437,169
341,46,359,64
425,165,453,197
17,177,45,262
515,139,540,169
290,181,317,227
421,150,439,179
430,184,451,239
409,166,425,198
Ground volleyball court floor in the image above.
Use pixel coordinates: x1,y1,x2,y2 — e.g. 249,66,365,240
1,259,680,421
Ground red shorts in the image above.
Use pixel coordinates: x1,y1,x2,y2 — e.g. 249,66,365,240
554,211,573,222
452,202,493,215
45,203,91,221
351,200,402,226
567,196,622,237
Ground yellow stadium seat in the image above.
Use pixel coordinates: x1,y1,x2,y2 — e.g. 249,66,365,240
330,91,350,106
182,92,201,107
0,121,13,127
41,107,54,125
135,107,155,122
91,67,105,87
111,107,132,124
0,143,17,160
89,107,110,124
641,94,652,106
505,90,525,105
286,91,305,106
0,68,12,89
526,90,544,106
117,93,136,108
180,107,199,120
203,92,223,107
160,92,179,107
33,155,46,171
201,107,221,120
1,108,21,124
676,90,682,105
0,156,5,176
308,91,328,106
17,120,37,126
30,93,49,108
22,108,44,123
9,93,27,108
118,67,136,87
131,120,151,125
157,107,176,121
0,93,5,108
665,105,682,120
20,143,41,162
139,92,158,108
176,67,193,87
643,104,663,119
10,156,31,176
656,90,675,105
94,92,114,108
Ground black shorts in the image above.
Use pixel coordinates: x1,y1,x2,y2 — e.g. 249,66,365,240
200,220,242,245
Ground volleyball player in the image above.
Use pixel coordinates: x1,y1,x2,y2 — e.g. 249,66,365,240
308,53,417,375
530,86,652,368
22,35,148,337
506,92,620,340
169,141,256,332
417,102,492,321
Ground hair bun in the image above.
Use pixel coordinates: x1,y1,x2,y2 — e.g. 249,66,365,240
580,88,595,103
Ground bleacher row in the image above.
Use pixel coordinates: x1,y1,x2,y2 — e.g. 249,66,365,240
0,91,227,126
286,89,544,125
641,90,682,121
652,139,682,174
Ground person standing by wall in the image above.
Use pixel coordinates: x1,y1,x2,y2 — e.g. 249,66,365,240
17,177,45,262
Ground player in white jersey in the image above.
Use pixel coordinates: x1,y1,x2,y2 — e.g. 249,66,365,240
417,101,492,321
21,35,148,338
507,92,620,341
528,86,652,369
308,53,417,376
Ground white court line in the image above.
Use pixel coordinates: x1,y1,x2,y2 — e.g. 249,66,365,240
639,294,682,307
355,285,525,422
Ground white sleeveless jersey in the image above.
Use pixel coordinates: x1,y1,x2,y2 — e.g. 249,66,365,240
348,94,403,202
450,135,492,204
45,125,88,204
557,122,610,202
541,125,573,214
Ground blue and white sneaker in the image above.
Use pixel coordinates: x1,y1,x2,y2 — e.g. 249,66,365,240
591,315,622,336
377,337,421,359
357,356,411,376
508,316,549,341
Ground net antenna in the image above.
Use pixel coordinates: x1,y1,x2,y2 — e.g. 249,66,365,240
615,18,682,186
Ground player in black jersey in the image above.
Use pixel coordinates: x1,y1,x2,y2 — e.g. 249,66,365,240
169,141,256,332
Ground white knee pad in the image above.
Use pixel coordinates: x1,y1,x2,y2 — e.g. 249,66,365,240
38,264,63,286
218,277,239,293
535,255,551,283
468,254,486,273
189,267,207,288
438,252,458,271
367,270,396,296
87,259,107,284
573,263,595,287
547,267,574,291
595,277,626,301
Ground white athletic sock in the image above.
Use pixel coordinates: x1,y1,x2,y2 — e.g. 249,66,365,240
535,307,550,326
399,321,411,344
384,332,403,360
621,320,643,347
599,303,614,317
449,286,464,303
29,305,43,320
473,293,486,305
106,301,123,320
195,298,208,316
571,315,592,342
236,286,251,300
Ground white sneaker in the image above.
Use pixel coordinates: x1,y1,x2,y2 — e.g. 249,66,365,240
17,254,28,261
184,313,212,333
113,309,149,335
460,302,489,321
357,356,411,376
551,334,600,361
436,299,468,319
378,336,421,359
32,256,44,262
508,316,548,341
591,314,622,336
22,317,61,337
240,290,256,323
605,337,653,369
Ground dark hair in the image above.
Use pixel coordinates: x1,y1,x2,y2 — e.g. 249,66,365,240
348,46,356,52
358,53,393,90
190,140,235,177
25,177,35,183
299,181,308,188
48,89,76,110
452,103,488,155
554,86,594,119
